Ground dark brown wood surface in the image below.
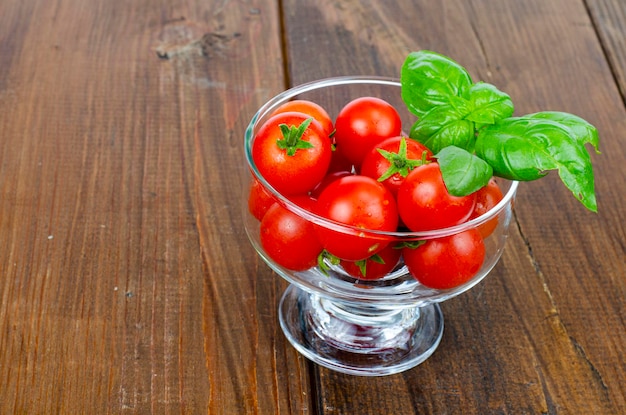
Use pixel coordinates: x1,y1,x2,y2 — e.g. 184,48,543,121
0,0,624,414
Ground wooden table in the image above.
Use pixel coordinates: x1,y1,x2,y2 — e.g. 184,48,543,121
1,0,624,413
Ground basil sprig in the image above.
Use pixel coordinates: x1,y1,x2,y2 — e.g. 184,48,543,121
400,50,599,212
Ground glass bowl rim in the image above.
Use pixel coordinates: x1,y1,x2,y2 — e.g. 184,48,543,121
244,76,519,240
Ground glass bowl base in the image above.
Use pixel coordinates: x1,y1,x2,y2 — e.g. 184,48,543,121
279,285,444,376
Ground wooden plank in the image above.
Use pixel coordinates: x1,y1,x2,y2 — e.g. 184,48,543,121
281,0,626,413
586,0,626,99
0,0,311,413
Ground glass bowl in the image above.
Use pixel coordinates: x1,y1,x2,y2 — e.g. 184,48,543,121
243,77,518,376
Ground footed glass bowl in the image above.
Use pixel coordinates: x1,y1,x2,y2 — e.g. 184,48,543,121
243,77,518,376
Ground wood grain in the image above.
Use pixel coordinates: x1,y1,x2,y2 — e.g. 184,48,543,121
0,0,310,413
1,0,625,413
587,0,626,100
281,0,626,413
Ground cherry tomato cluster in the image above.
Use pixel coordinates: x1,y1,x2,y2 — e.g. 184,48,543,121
249,98,504,290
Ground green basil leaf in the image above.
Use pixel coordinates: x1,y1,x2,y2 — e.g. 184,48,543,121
436,146,493,196
466,82,514,125
475,119,555,181
409,105,475,153
401,50,473,118
476,117,597,212
524,111,600,153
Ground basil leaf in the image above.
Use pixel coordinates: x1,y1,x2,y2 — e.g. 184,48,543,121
409,105,475,154
401,50,473,118
436,146,493,196
466,82,514,125
524,111,600,153
476,117,597,212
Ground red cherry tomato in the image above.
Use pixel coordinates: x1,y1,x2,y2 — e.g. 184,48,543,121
340,244,401,280
327,144,355,173
271,99,334,136
469,179,504,238
260,196,322,271
252,112,332,195
334,97,402,168
403,229,486,289
360,136,433,196
310,170,353,199
314,175,398,261
397,163,476,231
288,194,318,210
248,178,277,221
